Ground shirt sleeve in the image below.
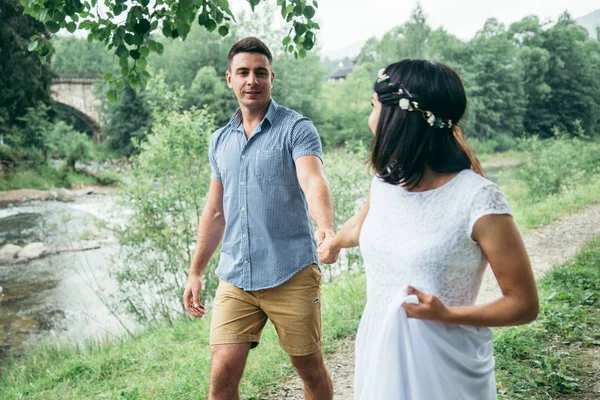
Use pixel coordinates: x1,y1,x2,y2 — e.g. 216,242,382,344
467,183,513,237
290,119,323,162
208,133,221,181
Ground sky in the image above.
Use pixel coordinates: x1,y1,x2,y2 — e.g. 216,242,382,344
234,0,599,56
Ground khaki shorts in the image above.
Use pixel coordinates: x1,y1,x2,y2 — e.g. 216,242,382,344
210,264,322,356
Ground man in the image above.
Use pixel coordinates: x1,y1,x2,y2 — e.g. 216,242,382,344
183,37,339,400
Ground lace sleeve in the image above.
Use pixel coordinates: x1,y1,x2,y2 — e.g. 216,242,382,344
467,184,513,237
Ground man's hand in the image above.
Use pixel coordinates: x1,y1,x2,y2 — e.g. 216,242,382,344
318,235,340,264
314,228,335,247
183,274,205,318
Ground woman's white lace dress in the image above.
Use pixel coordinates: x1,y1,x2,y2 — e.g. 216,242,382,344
355,169,512,400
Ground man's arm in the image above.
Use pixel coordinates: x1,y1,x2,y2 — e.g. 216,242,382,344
295,155,338,262
183,179,226,318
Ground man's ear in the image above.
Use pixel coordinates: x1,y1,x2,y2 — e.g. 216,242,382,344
225,70,233,88
271,71,275,86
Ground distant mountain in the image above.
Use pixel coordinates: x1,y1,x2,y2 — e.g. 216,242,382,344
576,9,600,39
321,41,365,62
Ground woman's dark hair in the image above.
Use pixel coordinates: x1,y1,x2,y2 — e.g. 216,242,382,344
370,59,483,188
228,37,273,71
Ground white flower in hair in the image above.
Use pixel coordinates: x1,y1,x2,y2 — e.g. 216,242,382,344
427,113,436,126
377,68,390,83
399,98,410,110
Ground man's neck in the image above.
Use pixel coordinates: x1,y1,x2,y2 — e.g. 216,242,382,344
240,99,271,139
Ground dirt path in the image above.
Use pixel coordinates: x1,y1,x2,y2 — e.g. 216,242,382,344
271,204,600,400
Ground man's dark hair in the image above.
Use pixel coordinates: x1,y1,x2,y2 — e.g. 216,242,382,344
228,37,273,71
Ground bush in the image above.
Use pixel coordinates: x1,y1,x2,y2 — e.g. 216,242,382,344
515,135,600,201
112,107,217,324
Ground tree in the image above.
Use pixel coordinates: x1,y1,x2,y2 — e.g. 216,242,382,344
101,84,152,155
184,65,237,126
22,0,321,100
51,35,115,78
0,0,51,133
535,13,600,136
461,19,526,139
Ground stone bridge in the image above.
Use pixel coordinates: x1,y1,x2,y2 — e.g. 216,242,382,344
50,78,101,128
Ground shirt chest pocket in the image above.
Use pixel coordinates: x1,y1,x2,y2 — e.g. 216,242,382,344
255,149,285,181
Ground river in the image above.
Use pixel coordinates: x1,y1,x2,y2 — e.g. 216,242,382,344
0,193,137,361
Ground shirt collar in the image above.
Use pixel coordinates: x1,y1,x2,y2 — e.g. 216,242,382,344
231,98,278,133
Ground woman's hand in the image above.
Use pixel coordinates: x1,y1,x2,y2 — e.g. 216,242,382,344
318,236,340,264
402,286,451,323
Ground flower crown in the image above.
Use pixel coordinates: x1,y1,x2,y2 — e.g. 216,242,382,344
377,68,453,129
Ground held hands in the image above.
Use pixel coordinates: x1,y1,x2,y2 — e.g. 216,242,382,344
183,275,205,318
317,229,341,264
402,286,451,323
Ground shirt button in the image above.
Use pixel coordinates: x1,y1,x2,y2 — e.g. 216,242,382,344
243,234,247,238
244,260,249,263
240,181,245,186
241,155,246,159
241,207,245,212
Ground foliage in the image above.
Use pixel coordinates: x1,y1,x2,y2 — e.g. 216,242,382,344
318,65,374,148
514,134,600,202
101,85,152,156
183,65,237,126
495,239,600,399
0,0,51,133
22,0,321,99
50,34,115,78
112,73,217,323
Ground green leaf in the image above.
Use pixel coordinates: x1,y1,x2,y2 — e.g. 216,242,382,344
66,21,77,33
282,36,291,46
294,23,306,36
205,19,217,32
28,40,39,52
107,90,117,104
103,72,113,81
116,80,125,91
116,44,128,59
218,25,229,37
313,0,318,8
130,49,141,60
140,0,150,6
162,24,172,37
38,42,52,56
287,44,294,53
137,57,147,68
286,4,294,13
29,35,40,41
303,5,315,19
134,19,151,35
198,12,208,26
148,40,164,55
46,21,60,33
303,37,314,51
139,46,150,57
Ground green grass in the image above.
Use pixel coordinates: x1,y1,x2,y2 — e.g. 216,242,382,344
0,165,120,191
3,240,599,400
494,238,600,399
501,176,600,232
0,274,365,399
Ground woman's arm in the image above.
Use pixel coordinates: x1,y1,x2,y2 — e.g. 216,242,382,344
318,192,370,263
403,214,539,327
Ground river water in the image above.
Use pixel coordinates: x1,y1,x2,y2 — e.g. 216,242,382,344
0,193,137,361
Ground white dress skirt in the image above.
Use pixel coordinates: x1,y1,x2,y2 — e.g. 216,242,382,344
354,170,512,400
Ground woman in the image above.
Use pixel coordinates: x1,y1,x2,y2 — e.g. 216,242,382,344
318,60,539,399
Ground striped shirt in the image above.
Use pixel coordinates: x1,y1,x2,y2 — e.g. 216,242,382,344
208,99,322,290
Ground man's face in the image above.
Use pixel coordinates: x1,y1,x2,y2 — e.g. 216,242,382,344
226,52,275,111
